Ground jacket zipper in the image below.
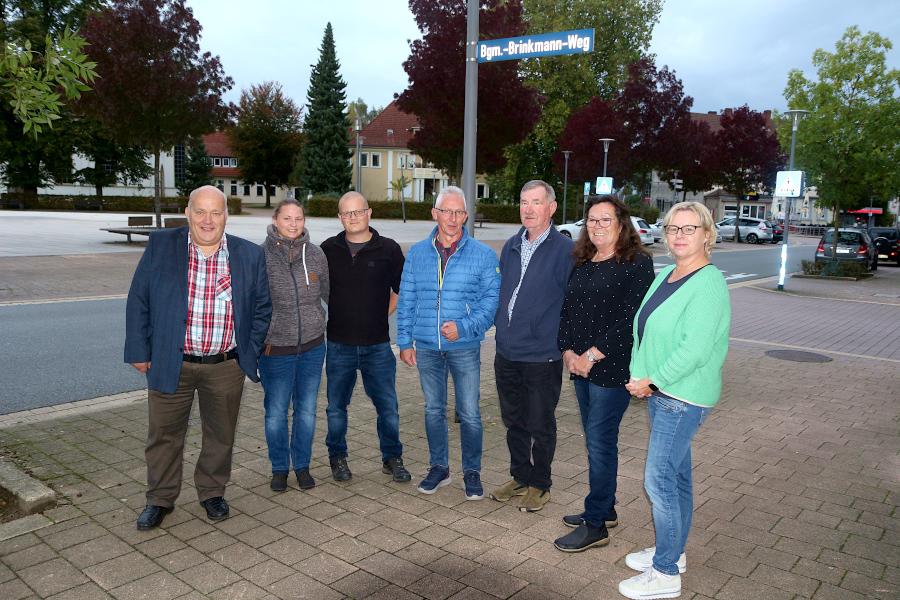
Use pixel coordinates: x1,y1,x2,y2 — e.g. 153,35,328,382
288,243,303,351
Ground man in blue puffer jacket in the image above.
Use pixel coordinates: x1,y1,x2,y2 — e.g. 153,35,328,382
397,186,500,501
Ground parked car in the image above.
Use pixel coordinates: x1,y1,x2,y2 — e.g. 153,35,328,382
716,216,774,244
557,216,654,245
649,220,663,242
815,228,878,271
868,227,900,266
769,221,784,244
714,224,723,244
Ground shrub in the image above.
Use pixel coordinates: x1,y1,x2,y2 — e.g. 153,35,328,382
0,193,242,214
802,259,868,278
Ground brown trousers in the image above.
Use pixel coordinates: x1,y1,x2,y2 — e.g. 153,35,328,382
145,359,246,507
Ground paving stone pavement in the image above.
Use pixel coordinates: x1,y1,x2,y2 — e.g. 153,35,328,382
1,278,899,599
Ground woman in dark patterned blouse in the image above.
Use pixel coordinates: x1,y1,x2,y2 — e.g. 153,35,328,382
554,195,655,553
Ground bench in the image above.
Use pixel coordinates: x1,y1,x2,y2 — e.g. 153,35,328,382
474,212,491,228
100,215,166,242
165,217,188,228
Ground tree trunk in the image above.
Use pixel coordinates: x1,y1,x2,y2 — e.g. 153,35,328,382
734,200,742,243
95,183,103,198
153,149,162,227
265,183,271,208
831,200,840,262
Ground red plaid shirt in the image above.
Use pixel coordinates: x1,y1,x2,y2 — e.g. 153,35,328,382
183,234,236,356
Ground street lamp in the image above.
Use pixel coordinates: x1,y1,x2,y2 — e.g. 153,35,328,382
562,150,572,225
355,118,362,195
778,109,810,291
599,138,614,178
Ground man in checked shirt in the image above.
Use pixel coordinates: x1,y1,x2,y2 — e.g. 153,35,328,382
125,185,271,530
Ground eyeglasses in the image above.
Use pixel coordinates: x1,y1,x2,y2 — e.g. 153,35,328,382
434,208,467,218
664,224,702,236
587,217,614,228
339,208,370,219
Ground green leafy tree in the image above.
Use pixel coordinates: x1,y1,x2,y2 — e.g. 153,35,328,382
782,26,900,242
298,23,351,195
492,0,662,198
80,0,232,226
176,136,212,196
0,0,101,195
73,118,151,197
347,97,381,129
229,81,303,207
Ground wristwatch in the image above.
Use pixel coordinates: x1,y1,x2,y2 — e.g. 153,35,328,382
587,349,599,363
648,383,659,392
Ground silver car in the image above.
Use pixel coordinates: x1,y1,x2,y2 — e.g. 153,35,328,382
557,216,654,245
716,217,774,244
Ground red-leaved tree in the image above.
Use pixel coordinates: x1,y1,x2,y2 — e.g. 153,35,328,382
396,0,540,182
81,0,232,226
554,97,626,184
712,106,785,241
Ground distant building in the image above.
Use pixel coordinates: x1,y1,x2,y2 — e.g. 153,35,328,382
202,132,295,204
349,101,490,203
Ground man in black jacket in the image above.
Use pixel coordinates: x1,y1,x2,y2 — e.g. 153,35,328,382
320,192,411,483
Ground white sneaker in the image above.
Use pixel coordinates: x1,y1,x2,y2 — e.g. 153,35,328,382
618,567,681,599
625,547,687,574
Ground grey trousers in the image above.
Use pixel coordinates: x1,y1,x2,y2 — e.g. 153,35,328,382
145,359,245,507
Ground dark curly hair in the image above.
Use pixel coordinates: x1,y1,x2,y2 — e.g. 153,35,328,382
573,195,649,266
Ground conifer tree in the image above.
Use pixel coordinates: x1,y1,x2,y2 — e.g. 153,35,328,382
299,23,351,194
177,136,213,196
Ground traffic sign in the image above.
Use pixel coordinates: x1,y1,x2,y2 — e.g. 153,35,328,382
477,29,594,63
596,177,613,195
583,182,591,196
775,170,803,197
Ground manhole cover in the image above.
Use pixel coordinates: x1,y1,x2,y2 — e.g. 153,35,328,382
765,349,832,363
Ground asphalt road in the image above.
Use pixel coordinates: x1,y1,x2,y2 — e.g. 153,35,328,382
0,242,818,414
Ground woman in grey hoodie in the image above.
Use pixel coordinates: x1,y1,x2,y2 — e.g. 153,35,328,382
259,199,329,492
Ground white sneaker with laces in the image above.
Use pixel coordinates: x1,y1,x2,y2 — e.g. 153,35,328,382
618,567,681,599
625,547,687,574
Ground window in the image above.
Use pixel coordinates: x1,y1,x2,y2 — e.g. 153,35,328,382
230,158,237,167
173,144,185,184
294,187,301,199
268,185,276,196
213,157,221,166
243,184,250,196
216,179,224,192
476,183,486,198
230,182,237,196
370,153,381,168
360,153,368,167
256,185,263,196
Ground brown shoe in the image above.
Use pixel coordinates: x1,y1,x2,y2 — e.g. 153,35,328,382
519,487,550,512
490,479,528,502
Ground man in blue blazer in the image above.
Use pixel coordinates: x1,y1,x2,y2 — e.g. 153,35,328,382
125,185,271,530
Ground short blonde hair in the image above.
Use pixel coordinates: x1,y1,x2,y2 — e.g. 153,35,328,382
662,201,716,255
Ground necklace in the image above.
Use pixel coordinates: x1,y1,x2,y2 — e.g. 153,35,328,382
592,249,615,262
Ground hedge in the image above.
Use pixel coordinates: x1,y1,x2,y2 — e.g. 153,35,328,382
304,196,522,224
0,193,242,215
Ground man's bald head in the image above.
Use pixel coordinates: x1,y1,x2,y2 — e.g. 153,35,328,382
338,191,368,214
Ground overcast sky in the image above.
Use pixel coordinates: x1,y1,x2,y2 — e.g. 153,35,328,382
187,0,899,115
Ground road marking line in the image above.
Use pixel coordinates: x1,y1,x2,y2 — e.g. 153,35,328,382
0,294,127,307
730,337,900,364
745,285,900,307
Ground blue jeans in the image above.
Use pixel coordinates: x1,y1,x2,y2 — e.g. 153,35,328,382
325,341,403,462
573,380,631,527
645,393,710,576
258,343,326,473
416,347,483,473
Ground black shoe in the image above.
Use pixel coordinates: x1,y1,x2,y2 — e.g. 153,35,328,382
296,469,316,490
330,456,352,482
554,524,609,553
382,457,412,482
563,508,618,529
136,505,172,530
200,497,229,522
270,471,288,492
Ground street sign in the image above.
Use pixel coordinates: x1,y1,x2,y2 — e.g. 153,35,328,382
583,182,591,196
596,177,613,195
775,170,803,197
477,29,594,63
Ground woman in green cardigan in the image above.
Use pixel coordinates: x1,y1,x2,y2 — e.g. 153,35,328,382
619,202,731,600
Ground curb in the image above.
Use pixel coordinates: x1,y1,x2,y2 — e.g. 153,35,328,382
0,458,56,514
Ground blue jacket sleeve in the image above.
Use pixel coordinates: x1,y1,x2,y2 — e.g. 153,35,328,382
396,250,417,349
124,236,153,364
457,249,500,340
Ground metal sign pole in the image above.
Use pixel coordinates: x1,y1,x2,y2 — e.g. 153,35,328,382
462,0,479,236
